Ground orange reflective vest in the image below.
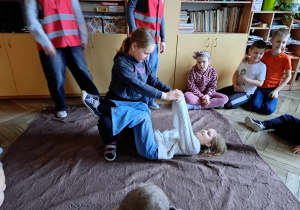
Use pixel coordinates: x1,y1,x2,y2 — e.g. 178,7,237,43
37,0,81,50
134,0,165,43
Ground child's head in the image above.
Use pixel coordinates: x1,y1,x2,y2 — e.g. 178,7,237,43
270,29,290,52
117,27,156,62
196,129,227,157
193,51,211,72
118,183,170,210
248,40,267,63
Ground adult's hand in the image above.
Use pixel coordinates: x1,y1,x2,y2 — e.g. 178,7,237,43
43,44,56,57
161,89,184,102
82,43,87,50
160,42,166,54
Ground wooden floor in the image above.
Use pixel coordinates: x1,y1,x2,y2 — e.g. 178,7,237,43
1,90,300,201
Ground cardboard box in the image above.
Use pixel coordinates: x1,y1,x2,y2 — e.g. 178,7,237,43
109,6,124,12
252,0,263,11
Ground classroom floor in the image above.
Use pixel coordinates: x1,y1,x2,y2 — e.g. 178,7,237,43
0,90,300,201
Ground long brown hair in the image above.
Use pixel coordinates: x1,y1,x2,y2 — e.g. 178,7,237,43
200,132,227,158
116,27,156,56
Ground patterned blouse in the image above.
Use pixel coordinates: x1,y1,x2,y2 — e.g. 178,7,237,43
186,64,218,98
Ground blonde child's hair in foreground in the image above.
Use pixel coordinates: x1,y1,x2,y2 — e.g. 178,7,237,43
272,28,290,39
119,183,170,210
116,27,156,56
192,50,211,60
200,132,227,158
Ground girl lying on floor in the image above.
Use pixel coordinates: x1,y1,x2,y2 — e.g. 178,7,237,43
82,91,227,160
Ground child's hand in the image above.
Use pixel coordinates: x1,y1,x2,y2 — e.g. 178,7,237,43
43,44,56,57
201,95,211,106
269,90,279,99
242,55,250,63
238,75,248,83
233,84,243,92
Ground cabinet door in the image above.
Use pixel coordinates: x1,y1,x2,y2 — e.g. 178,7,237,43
174,34,212,90
0,34,18,96
3,34,49,95
89,34,127,93
210,34,248,88
157,0,181,88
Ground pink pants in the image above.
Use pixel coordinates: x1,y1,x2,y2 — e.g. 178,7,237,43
184,92,228,109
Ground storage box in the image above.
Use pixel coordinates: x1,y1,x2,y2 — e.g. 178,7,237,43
102,16,126,34
109,6,124,12
252,0,263,11
84,16,103,34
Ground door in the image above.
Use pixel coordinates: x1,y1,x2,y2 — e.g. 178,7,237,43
89,34,127,93
210,34,248,88
0,34,18,96
3,34,49,95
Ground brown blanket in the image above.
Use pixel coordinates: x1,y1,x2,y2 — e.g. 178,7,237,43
2,105,300,210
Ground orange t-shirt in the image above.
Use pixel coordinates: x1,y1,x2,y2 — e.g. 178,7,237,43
261,50,292,88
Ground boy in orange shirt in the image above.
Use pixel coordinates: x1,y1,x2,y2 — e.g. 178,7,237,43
250,29,292,114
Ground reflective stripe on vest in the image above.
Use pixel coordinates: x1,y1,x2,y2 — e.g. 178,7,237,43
40,14,76,25
37,0,81,50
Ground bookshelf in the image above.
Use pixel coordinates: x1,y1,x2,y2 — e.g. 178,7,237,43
248,10,300,90
175,0,252,90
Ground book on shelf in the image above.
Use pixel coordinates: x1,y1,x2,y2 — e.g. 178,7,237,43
188,7,241,33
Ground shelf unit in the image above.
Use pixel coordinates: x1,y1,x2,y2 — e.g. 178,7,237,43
79,0,127,34
175,1,252,89
248,11,300,90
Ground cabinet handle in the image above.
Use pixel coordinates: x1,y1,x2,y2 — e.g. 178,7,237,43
7,38,12,48
91,37,94,48
206,38,210,47
213,38,217,47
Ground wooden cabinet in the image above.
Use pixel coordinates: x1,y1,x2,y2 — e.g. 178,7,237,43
175,33,248,90
2,34,49,96
89,34,127,93
0,34,18,96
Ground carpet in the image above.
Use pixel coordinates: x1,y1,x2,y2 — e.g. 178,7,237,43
1,105,300,210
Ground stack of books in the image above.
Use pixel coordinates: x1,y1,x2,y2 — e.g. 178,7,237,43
291,19,300,29
180,10,189,24
247,35,264,45
179,23,195,33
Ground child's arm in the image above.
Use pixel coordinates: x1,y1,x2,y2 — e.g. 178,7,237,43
270,69,292,99
232,71,244,92
186,69,204,98
238,77,264,87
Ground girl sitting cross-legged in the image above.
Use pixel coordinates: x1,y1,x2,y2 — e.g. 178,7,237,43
184,51,228,110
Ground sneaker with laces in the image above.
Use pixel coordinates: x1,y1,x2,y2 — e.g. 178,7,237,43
149,101,159,110
56,111,67,118
245,116,265,132
82,90,101,117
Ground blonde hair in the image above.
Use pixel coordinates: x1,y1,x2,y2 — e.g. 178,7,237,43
116,27,156,57
272,29,290,39
119,183,170,210
200,132,227,158
192,50,211,60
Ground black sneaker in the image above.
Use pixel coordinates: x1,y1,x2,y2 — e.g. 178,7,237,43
82,90,101,117
245,116,265,132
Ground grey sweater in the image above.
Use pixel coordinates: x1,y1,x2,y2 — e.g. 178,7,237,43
25,0,87,48
154,99,201,159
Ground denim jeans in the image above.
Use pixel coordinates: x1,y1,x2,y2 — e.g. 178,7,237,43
98,100,158,159
263,114,300,143
250,87,278,115
39,46,99,111
142,44,159,105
